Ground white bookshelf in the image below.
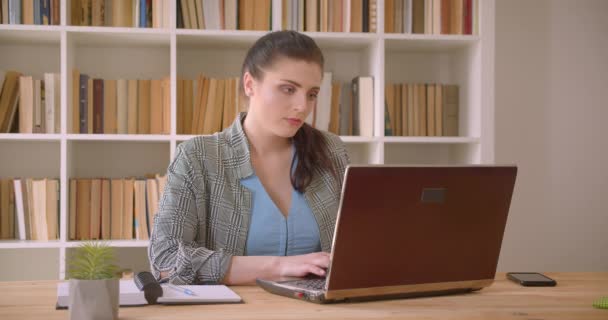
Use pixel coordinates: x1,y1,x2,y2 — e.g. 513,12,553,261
0,0,495,280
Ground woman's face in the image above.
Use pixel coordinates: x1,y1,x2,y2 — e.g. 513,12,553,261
245,56,322,138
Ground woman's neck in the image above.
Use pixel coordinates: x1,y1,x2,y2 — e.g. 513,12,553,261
243,113,291,156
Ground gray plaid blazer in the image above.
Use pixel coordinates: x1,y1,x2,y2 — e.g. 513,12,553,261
148,113,350,284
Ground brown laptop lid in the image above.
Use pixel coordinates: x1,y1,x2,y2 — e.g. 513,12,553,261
327,166,517,291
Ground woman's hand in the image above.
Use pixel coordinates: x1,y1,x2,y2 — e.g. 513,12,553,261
277,252,330,278
221,252,331,285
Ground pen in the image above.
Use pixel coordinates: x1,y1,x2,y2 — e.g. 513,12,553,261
165,283,197,296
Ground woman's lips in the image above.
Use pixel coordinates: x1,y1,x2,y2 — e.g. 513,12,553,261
286,118,303,126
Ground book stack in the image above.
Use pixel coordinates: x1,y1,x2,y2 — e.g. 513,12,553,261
385,0,477,35
0,178,60,241
384,83,459,136
306,74,374,137
69,174,166,241
72,71,170,134
0,0,61,25
177,74,374,137
177,75,242,135
177,0,271,30
282,0,378,33
0,71,61,134
70,0,170,28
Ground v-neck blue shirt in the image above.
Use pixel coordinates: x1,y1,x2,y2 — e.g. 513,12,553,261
240,151,321,256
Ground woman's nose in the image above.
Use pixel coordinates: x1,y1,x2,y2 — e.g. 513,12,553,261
293,93,309,111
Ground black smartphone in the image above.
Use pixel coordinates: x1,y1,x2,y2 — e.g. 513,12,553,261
506,272,557,287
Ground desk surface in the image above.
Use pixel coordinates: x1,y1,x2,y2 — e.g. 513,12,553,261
0,273,606,320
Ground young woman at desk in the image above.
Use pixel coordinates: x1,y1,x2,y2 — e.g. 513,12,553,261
148,31,350,285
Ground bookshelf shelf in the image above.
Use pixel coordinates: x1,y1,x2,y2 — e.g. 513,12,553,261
0,134,62,141
305,32,378,49
0,240,63,249
340,136,379,143
176,28,268,39
381,136,480,144
0,0,496,281
65,240,150,248
0,24,63,37
384,38,479,54
0,239,149,249
66,28,171,46
66,134,171,142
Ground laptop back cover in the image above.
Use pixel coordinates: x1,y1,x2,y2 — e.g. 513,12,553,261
325,165,517,297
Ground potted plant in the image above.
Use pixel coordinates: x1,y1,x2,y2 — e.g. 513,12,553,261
67,242,120,320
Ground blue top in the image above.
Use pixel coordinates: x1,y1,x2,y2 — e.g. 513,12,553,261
241,150,321,256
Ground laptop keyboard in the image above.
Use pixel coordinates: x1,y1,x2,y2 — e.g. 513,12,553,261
286,278,326,291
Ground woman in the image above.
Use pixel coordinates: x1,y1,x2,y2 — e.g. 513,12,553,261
148,30,350,285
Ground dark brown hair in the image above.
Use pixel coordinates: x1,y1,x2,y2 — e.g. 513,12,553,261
241,30,336,192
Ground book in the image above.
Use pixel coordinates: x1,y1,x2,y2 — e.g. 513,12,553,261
76,179,91,240
79,74,89,134
101,179,111,240
354,76,374,137
329,82,341,134
13,179,26,240
56,279,242,308
122,178,134,239
90,179,102,240
116,79,128,134
442,84,459,136
72,70,80,133
110,179,124,240
45,179,59,240
133,180,148,240
316,72,333,132
137,80,151,134
127,79,138,134
93,79,104,134
150,79,163,134
69,179,77,240
0,71,21,132
104,79,118,134
0,179,10,239
339,82,352,136
31,179,48,241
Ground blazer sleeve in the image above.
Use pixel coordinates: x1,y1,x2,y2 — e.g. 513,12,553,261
325,132,351,190
148,143,233,284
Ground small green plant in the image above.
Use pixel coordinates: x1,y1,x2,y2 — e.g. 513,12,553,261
68,242,120,280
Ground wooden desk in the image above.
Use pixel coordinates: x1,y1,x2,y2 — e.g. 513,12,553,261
0,273,606,320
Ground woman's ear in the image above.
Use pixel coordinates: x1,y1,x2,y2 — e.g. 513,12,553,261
243,71,255,97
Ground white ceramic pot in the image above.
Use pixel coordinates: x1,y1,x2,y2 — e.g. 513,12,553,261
68,278,119,320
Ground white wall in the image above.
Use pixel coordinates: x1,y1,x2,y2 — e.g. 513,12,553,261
495,0,608,272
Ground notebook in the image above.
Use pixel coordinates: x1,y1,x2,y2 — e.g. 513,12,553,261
257,165,518,304
56,280,242,309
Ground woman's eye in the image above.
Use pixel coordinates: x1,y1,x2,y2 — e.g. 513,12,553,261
281,86,295,94
308,92,319,100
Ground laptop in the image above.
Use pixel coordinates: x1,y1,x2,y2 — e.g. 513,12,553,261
256,165,518,303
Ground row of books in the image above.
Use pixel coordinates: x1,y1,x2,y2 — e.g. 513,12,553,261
385,0,477,35
176,73,375,137
0,71,61,134
283,0,378,33
71,71,170,134
384,83,458,137
176,76,243,135
69,175,166,241
0,0,60,25
177,0,271,30
70,0,170,28
306,74,374,136
0,178,59,241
